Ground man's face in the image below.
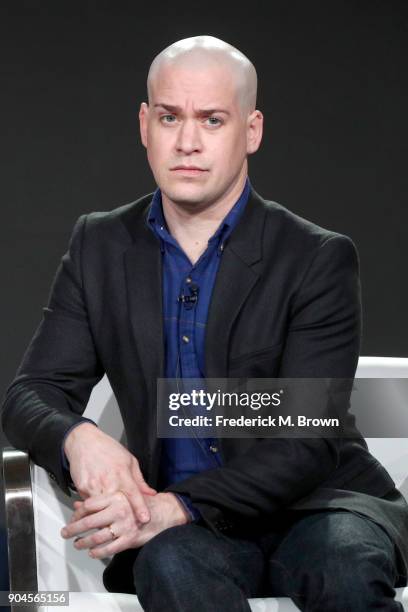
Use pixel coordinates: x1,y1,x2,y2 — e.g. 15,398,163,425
139,62,260,209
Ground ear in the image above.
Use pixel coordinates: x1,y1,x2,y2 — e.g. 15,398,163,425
139,102,149,148
246,110,263,155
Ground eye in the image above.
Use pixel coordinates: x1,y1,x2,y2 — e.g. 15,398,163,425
160,114,177,124
205,116,223,127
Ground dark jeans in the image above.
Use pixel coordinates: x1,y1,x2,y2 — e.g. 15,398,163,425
133,510,406,611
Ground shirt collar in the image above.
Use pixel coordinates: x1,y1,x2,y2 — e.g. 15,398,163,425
147,177,251,249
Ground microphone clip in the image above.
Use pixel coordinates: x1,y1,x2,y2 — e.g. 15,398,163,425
178,283,199,308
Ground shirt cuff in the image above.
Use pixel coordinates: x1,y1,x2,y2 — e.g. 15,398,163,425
174,494,202,523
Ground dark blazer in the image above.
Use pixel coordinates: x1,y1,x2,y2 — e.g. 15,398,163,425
2,187,408,591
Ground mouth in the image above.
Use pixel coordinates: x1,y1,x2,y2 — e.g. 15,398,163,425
170,166,208,176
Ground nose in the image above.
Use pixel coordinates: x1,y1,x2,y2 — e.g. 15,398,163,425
175,118,202,155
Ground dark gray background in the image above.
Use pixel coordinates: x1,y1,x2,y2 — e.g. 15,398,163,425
1,0,407,545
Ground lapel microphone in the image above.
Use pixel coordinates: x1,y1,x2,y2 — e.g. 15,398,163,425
178,283,199,306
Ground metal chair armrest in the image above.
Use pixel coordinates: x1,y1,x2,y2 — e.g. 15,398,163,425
2,447,38,611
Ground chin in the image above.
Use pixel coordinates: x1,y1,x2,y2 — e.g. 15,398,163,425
163,185,210,206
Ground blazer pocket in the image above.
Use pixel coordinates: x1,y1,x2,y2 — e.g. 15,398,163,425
229,342,284,367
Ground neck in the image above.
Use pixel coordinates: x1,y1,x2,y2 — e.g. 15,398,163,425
161,171,248,248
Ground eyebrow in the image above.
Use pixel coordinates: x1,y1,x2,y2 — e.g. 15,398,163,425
153,103,230,116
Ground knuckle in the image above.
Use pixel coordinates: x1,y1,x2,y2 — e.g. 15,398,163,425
76,478,86,492
100,473,113,487
117,490,128,503
114,491,124,502
88,477,99,491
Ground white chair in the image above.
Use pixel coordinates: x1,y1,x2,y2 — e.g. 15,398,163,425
3,357,408,611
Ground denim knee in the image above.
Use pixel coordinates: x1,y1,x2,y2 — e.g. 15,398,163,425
268,511,402,611
133,523,265,604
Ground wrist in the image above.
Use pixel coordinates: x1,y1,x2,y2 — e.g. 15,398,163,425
64,422,97,458
162,492,191,525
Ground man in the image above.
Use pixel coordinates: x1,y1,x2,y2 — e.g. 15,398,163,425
2,35,408,611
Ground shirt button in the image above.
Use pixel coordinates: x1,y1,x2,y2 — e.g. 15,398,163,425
220,243,224,251
209,445,218,453
182,335,190,343
186,277,192,284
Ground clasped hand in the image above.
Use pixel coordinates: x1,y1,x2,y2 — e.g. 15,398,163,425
61,423,190,558
61,490,189,558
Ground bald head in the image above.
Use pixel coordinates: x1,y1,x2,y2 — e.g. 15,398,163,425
147,35,257,115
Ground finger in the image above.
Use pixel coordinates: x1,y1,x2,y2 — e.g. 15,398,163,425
140,486,157,496
61,506,116,539
71,501,83,515
70,501,84,519
69,510,82,523
138,481,158,495
99,474,156,499
130,462,157,496
70,505,88,523
74,526,120,551
70,495,111,522
69,494,115,525
119,474,151,523
88,535,136,559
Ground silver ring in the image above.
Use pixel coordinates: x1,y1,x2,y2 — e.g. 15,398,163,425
109,525,118,540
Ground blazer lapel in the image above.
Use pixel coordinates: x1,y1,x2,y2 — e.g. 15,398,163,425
205,189,267,377
122,197,164,388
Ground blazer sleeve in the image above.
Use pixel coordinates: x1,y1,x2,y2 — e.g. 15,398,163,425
1,215,104,493
164,234,362,536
